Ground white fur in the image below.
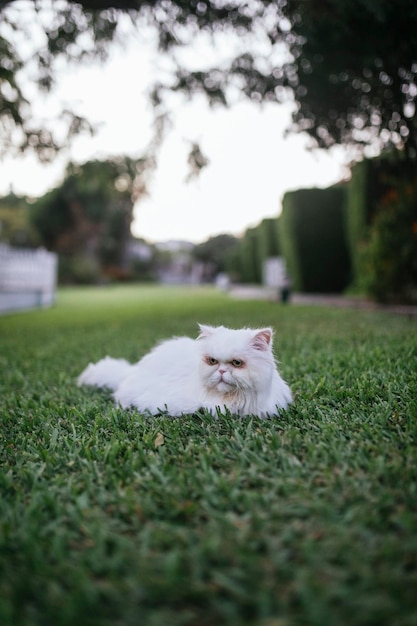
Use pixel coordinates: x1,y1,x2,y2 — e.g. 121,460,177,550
77,324,292,418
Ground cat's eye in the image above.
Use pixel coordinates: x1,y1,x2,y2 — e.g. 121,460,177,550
231,359,243,368
206,356,218,366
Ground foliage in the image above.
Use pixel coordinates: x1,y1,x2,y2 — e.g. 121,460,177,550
58,254,101,285
279,193,302,290
192,234,239,282
0,192,40,247
255,217,281,276
130,254,157,283
238,227,262,284
359,180,417,302
185,142,210,182
149,0,417,161
2,1,416,294
0,285,416,626
345,160,371,283
346,155,417,300
228,219,281,285
1,0,417,162
30,156,150,282
0,0,283,165
283,0,417,160
280,186,351,293
261,217,281,257
0,0,117,160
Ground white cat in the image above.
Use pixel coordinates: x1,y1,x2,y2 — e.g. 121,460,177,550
77,324,292,418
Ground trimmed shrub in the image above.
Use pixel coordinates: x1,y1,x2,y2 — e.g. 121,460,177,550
346,155,416,292
279,193,302,290
359,179,417,303
257,217,281,256
225,217,283,284
255,218,280,280
239,227,262,284
280,186,351,293
345,159,370,282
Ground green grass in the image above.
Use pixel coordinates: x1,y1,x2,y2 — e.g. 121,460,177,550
1,284,416,626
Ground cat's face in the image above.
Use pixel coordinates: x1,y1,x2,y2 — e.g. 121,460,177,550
197,324,275,397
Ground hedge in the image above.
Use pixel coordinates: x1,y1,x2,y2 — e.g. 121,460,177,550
229,218,281,284
346,156,415,291
279,186,351,293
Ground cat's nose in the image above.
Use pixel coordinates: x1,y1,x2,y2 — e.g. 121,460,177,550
219,368,226,375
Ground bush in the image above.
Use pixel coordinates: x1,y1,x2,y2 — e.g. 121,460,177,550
280,186,351,292
346,155,416,293
59,255,100,284
238,228,262,284
359,180,417,303
254,218,281,282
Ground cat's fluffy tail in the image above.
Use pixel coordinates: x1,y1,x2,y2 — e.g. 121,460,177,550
77,356,132,391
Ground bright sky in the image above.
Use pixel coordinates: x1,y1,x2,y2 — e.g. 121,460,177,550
0,33,350,244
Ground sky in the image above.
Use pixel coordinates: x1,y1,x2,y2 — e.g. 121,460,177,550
0,28,350,244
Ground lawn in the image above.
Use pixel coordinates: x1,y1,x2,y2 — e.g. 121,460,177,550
1,284,416,626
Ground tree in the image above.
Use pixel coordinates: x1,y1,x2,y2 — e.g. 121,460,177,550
282,0,417,160
30,155,150,281
0,0,417,165
0,0,282,163
0,192,40,247
2,0,416,165
192,234,239,281
160,0,417,161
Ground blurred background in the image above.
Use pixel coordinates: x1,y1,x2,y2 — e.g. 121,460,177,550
1,0,416,305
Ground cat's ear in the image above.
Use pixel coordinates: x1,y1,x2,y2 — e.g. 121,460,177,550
251,328,273,351
197,324,215,340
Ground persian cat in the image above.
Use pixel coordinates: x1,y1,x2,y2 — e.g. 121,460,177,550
77,324,292,417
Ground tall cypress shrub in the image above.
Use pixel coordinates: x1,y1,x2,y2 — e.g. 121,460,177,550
279,193,302,290
256,218,281,281
347,156,415,293
239,227,262,284
279,186,351,292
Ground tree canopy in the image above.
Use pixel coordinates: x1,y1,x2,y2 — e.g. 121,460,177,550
30,155,150,280
1,0,417,162
0,192,39,247
192,233,239,281
284,0,417,160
